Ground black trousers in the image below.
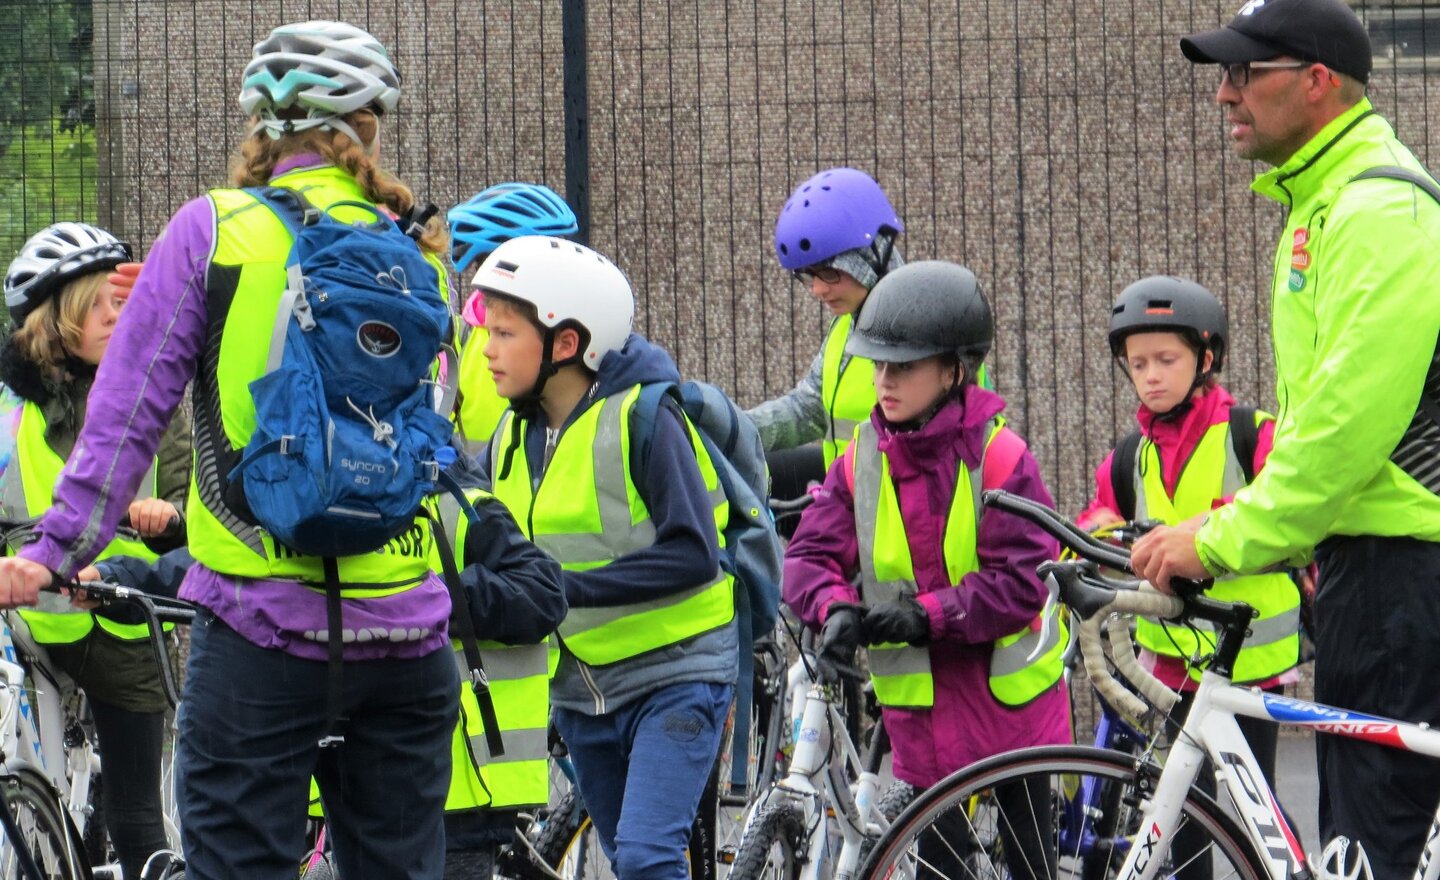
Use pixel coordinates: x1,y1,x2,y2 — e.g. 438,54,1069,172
1314,534,1440,880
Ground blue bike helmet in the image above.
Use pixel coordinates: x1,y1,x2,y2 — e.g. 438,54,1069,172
448,183,580,275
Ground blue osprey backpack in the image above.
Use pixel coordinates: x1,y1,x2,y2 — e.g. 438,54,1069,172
231,186,456,558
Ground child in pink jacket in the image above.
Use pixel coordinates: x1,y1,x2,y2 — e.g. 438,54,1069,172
784,261,1069,879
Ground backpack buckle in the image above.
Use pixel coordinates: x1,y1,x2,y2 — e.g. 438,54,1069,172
301,207,322,226
279,435,299,456
292,289,317,331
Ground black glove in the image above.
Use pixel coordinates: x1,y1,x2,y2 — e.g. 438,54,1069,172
815,603,864,682
861,596,930,646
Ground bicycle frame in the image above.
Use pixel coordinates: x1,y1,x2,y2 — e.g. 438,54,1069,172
1116,671,1440,880
0,610,88,878
749,677,887,880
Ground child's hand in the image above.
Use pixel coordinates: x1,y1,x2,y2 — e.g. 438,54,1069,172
128,498,180,537
66,566,103,610
861,597,929,646
105,262,144,303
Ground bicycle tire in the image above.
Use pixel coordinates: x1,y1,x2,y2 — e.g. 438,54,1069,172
0,766,85,880
534,789,710,880
727,801,808,880
858,745,1269,880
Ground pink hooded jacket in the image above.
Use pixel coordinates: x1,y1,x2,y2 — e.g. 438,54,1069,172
783,386,1072,788
1078,384,1285,690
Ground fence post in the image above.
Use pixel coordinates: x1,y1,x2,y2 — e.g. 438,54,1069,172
562,0,590,245
92,0,126,240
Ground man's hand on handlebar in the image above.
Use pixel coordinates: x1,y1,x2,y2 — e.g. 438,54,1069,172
1131,520,1211,592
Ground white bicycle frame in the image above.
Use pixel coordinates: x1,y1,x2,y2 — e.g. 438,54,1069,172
0,609,95,874
739,660,889,880
1112,645,1440,880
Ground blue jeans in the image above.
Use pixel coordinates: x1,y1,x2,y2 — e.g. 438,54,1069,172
176,610,457,880
554,681,732,880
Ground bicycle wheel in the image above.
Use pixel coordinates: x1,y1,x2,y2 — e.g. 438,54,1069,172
535,789,709,880
727,801,808,880
859,746,1268,880
0,766,84,880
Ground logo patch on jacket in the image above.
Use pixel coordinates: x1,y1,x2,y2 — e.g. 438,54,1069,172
1289,227,1311,289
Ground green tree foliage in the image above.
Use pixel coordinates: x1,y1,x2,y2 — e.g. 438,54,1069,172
0,0,96,257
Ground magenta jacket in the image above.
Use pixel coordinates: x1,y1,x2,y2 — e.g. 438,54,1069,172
784,386,1071,788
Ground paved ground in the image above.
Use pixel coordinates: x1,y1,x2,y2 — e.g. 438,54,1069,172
1277,733,1322,857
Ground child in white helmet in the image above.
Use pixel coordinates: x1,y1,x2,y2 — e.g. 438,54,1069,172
473,235,735,880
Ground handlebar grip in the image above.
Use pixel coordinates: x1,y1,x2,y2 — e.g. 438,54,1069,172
1106,602,1181,715
1077,613,1150,719
1076,586,1184,721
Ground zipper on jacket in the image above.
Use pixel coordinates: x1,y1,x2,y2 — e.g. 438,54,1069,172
577,658,606,714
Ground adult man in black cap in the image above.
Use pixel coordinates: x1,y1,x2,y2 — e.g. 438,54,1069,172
1131,0,1440,875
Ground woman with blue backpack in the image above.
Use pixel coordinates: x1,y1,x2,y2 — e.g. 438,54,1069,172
0,20,463,879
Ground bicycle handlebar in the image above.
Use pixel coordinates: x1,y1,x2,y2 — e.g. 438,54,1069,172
981,490,1262,721
51,580,197,710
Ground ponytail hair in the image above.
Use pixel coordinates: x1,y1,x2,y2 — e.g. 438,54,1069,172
228,110,448,256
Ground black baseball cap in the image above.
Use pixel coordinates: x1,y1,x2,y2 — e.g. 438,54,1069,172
1181,0,1372,85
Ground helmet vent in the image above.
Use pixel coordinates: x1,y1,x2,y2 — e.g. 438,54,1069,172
799,238,811,251
495,260,519,273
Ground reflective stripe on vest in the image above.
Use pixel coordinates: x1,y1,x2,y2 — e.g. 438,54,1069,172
2,401,160,643
432,490,551,811
1132,417,1300,683
820,315,877,468
455,327,509,456
852,418,1065,709
489,386,734,666
187,174,435,590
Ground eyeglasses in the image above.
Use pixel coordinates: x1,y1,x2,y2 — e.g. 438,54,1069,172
792,265,845,285
1221,60,1308,88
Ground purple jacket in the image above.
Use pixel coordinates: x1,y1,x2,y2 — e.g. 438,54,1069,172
20,157,451,660
783,386,1071,787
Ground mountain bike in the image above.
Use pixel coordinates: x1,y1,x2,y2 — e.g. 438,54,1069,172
858,490,1415,880
726,621,907,880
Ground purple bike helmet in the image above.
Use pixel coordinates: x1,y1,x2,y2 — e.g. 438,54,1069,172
773,167,904,272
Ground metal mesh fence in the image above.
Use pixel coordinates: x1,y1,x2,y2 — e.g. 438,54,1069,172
4,0,1438,730
8,0,1437,512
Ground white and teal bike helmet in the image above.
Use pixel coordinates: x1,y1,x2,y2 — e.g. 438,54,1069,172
239,20,401,145
4,222,133,323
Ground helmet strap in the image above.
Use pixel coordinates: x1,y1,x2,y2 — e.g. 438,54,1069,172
865,230,898,281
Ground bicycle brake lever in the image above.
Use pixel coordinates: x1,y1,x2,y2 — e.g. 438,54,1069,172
1025,574,1061,663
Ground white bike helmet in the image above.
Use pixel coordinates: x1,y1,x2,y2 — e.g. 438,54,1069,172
239,20,401,143
4,222,133,322
473,236,634,370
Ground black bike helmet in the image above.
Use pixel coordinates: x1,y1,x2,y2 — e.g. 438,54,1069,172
846,261,993,370
1108,275,1227,374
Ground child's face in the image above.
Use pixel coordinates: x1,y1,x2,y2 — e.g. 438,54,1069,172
73,283,125,366
873,355,955,423
1122,331,1210,413
802,269,869,317
483,299,545,400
